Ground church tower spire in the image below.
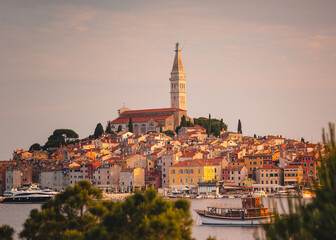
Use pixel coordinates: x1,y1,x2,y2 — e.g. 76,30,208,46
170,42,186,110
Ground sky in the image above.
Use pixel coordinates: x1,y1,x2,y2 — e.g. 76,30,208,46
1,0,336,159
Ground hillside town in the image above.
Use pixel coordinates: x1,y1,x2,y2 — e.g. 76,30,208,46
0,126,321,197
0,44,322,197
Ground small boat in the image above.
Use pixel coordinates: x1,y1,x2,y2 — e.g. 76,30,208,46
301,190,314,199
2,186,58,203
252,190,268,198
195,197,275,226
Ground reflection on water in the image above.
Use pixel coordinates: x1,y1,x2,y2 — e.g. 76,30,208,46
0,197,304,240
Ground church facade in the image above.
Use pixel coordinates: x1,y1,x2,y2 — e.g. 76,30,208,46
110,43,191,134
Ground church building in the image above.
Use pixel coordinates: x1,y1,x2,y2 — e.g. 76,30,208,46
109,43,192,134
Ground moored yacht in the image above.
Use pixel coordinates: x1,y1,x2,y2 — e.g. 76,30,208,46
2,186,58,203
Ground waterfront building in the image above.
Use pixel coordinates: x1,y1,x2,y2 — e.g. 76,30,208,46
284,163,303,186
256,165,284,186
119,167,145,192
168,159,216,190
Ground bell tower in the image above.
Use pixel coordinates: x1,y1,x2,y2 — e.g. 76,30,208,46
170,42,186,110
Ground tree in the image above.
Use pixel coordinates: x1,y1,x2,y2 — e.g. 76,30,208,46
43,129,79,150
105,122,113,134
254,134,257,139
237,119,242,134
128,117,133,133
220,119,225,131
94,123,104,139
261,123,336,240
181,115,187,127
117,125,122,132
29,143,41,152
18,181,194,240
207,114,211,137
0,225,14,240
301,137,305,143
20,181,102,240
164,130,175,138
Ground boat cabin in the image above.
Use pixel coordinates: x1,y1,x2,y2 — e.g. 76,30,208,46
203,197,272,218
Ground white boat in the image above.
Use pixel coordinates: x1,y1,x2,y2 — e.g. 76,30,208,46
2,186,58,203
252,190,268,198
195,197,275,226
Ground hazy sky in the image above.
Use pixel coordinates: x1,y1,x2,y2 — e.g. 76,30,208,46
1,0,336,159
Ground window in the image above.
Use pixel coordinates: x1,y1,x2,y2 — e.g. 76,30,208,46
190,169,194,174
198,169,201,174
171,170,175,174
190,178,194,183
185,178,188,183
198,177,201,183
180,178,183,183
184,169,188,174
172,178,175,183
179,169,183,174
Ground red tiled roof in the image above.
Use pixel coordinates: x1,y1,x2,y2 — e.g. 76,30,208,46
122,108,184,115
172,159,205,167
110,115,173,124
284,164,302,169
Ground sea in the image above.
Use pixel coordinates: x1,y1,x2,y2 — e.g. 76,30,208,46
0,198,296,240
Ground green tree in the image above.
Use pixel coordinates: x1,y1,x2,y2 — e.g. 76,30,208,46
86,188,194,240
261,123,336,240
207,114,211,137
44,129,79,150
18,181,194,240
0,225,14,240
301,137,305,143
29,143,41,152
94,123,104,139
164,130,175,137
20,181,102,240
237,119,242,134
220,119,224,131
117,125,122,132
181,115,187,127
105,122,113,134
128,117,133,133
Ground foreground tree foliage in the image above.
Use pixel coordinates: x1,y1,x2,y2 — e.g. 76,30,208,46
19,181,194,240
261,123,336,240
0,224,14,240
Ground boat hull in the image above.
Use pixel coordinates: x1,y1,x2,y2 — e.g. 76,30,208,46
195,210,273,226
2,196,52,203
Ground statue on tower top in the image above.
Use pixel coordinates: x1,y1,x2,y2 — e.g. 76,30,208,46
175,42,180,51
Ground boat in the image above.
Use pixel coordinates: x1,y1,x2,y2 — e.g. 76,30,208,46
301,190,315,199
2,186,58,203
194,197,275,226
252,190,268,198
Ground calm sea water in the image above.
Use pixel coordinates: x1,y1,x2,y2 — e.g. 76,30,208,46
0,198,297,240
